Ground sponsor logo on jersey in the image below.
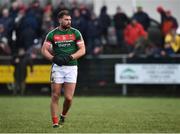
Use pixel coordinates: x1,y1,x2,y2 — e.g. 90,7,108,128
53,34,75,42
58,43,71,47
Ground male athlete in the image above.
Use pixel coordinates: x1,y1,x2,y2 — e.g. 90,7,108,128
41,10,86,128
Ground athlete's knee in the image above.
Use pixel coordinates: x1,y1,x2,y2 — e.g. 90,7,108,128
51,92,60,102
65,96,73,103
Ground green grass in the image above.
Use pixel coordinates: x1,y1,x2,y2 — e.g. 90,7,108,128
0,96,180,133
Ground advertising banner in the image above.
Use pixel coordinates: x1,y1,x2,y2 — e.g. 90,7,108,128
115,64,180,84
0,65,51,83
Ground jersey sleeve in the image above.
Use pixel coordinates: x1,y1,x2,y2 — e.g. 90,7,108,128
45,32,53,45
75,30,84,45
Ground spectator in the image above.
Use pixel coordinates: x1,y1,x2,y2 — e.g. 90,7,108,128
124,18,147,53
113,6,129,47
70,0,79,12
53,2,67,27
13,6,25,52
0,24,11,55
79,3,91,21
72,8,87,43
128,36,161,58
27,0,43,37
0,8,14,47
163,28,180,56
133,6,150,30
129,24,164,58
87,12,102,55
42,14,54,39
43,1,53,14
157,6,178,36
15,5,38,51
147,26,163,48
86,13,105,86
12,48,34,95
42,2,54,40
9,1,19,20
99,6,111,45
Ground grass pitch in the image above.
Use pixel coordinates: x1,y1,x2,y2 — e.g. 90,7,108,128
0,96,180,133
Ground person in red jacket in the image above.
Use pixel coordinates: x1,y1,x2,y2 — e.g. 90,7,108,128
124,18,147,53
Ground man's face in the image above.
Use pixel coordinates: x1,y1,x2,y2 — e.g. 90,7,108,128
59,15,71,29
131,19,137,26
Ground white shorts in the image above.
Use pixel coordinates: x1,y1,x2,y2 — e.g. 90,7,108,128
51,64,78,84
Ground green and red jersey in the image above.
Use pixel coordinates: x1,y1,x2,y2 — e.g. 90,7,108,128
45,27,84,65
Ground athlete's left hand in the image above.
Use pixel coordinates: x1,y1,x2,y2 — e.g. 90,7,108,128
52,54,73,66
63,54,73,64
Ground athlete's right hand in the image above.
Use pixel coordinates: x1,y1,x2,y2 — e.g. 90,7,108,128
52,55,66,66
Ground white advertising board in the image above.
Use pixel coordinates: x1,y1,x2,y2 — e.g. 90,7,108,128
115,64,180,84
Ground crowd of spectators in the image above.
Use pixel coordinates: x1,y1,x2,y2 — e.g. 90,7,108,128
0,0,179,91
0,0,180,58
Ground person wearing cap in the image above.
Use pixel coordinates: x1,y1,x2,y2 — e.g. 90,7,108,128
157,6,178,36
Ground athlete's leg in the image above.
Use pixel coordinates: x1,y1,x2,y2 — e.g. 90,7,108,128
59,66,77,125
61,82,76,116
51,83,62,126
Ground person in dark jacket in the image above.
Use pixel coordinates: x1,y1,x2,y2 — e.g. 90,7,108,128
72,8,87,43
0,8,14,48
12,48,34,95
87,12,102,55
113,6,129,47
99,6,111,45
133,6,150,31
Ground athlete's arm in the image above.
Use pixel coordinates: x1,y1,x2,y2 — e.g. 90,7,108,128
41,41,54,61
41,41,72,65
71,41,86,60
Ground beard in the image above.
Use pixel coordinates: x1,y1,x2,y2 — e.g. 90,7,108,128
62,23,71,29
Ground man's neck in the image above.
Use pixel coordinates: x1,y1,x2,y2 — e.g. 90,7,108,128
59,26,69,31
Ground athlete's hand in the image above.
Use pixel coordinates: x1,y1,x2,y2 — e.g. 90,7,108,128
52,55,73,66
62,54,73,64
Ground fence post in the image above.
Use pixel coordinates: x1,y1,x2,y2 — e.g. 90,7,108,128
122,56,127,96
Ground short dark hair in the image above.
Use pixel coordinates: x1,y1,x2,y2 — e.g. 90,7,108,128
57,10,70,19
